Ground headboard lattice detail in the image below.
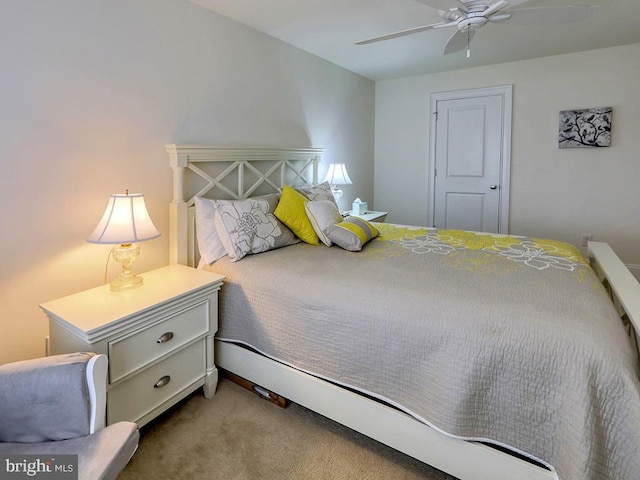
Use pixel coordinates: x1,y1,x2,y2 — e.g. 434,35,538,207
166,145,323,266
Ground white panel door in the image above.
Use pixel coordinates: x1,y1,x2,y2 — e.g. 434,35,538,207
429,86,511,233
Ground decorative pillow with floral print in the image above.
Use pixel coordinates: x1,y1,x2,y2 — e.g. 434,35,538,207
213,197,298,261
294,181,338,208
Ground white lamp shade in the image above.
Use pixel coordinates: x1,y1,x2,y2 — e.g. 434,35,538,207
323,163,353,185
87,193,160,244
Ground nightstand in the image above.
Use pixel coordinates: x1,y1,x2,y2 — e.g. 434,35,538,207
351,211,388,222
40,264,224,427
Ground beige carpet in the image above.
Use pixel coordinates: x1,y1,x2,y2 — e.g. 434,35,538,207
120,378,457,479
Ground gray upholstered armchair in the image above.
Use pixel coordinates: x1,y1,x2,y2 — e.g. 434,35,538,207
0,352,139,480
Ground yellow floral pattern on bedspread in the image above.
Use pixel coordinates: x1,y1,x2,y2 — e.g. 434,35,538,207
372,223,589,274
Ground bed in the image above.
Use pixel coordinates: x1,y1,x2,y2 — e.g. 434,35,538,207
166,144,640,480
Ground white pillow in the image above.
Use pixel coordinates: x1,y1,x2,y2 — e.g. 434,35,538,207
304,200,343,246
194,196,227,265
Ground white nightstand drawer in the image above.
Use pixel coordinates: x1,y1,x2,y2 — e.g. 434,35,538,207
107,340,205,425
108,300,210,383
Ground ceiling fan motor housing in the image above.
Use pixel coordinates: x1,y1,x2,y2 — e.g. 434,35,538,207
459,14,489,30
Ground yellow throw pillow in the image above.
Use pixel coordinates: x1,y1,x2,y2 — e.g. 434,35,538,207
274,185,320,245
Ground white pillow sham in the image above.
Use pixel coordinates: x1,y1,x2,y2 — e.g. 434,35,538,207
195,196,228,265
304,200,343,246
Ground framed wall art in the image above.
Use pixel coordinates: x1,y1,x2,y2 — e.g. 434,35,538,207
558,107,612,148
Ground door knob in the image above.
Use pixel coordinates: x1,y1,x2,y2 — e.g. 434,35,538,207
490,185,498,190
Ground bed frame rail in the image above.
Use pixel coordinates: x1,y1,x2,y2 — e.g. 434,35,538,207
588,241,640,359
215,340,555,480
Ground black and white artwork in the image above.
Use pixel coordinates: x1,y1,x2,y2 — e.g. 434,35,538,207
558,107,612,148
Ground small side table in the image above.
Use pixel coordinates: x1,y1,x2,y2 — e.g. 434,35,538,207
40,264,224,427
351,211,388,222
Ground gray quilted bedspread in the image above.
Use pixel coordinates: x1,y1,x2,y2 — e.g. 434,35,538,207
208,225,640,480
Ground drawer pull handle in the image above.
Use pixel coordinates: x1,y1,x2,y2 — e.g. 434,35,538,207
154,375,171,388
156,332,174,344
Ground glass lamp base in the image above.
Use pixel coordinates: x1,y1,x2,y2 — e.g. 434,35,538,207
110,272,143,290
110,243,144,291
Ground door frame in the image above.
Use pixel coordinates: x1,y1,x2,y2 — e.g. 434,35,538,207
427,85,512,234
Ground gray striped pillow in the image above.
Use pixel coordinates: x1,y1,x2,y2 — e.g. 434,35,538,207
325,216,378,251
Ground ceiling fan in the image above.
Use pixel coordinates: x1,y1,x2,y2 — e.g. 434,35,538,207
356,0,600,57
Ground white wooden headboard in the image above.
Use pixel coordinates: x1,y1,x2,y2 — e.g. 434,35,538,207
166,145,323,267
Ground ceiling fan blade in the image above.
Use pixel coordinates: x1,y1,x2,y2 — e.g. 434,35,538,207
356,21,456,45
483,0,510,18
444,28,476,55
413,0,468,13
504,0,533,7
488,13,512,23
508,5,600,25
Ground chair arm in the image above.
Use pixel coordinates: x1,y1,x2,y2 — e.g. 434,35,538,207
0,352,105,443
86,354,107,433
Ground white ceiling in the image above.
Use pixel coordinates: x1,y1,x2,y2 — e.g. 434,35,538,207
188,0,640,81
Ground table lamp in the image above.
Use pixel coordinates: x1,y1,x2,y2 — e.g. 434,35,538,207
323,163,352,201
87,191,160,290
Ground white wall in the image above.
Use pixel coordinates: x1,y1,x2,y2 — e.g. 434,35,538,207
0,0,374,364
375,43,640,270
